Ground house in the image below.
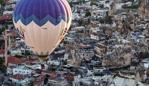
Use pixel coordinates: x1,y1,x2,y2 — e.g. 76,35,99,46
141,58,149,69
75,48,94,60
7,56,22,65
12,66,33,75
10,74,32,86
112,75,145,86
90,34,99,40
7,64,33,75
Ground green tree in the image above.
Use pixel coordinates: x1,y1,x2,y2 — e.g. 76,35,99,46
0,57,4,65
0,0,4,4
90,0,98,6
85,11,91,17
104,15,113,24
28,81,34,86
0,58,6,73
0,25,6,35
0,81,2,86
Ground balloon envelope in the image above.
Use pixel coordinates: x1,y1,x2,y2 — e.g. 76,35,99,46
13,0,72,60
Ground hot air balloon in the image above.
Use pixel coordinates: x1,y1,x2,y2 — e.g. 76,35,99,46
13,0,72,60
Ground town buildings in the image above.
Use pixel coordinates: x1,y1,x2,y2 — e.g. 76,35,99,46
0,0,149,86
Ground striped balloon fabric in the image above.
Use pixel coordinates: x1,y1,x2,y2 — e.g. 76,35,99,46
13,0,72,60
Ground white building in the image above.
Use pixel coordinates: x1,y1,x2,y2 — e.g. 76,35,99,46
10,75,32,86
90,34,99,40
76,49,94,59
12,66,33,75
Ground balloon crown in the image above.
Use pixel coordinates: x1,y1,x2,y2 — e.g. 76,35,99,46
13,0,68,26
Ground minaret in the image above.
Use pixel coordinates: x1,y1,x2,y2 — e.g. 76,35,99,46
4,30,8,66
109,0,116,16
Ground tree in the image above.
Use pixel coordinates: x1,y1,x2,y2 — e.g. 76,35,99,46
78,19,83,26
14,54,22,58
44,74,49,85
90,0,98,6
138,51,149,59
85,11,91,17
0,58,6,73
28,81,34,86
0,27,5,35
104,15,113,24
0,57,4,65
0,81,2,86
0,0,4,5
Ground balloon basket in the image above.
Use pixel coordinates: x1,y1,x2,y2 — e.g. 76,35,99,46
38,55,48,62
